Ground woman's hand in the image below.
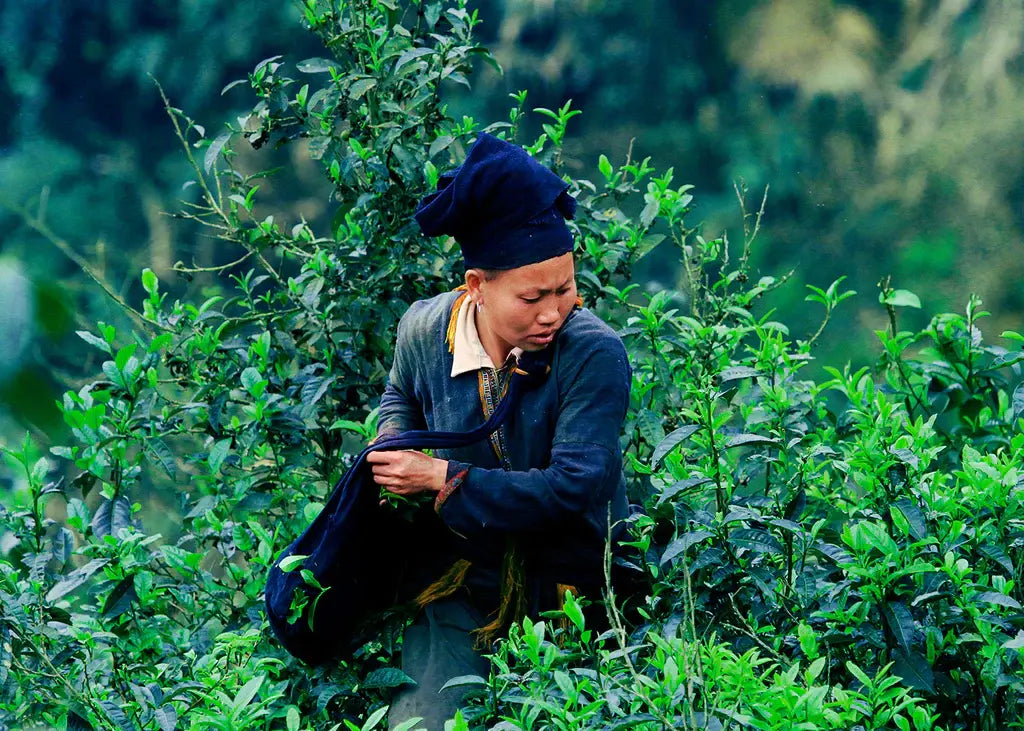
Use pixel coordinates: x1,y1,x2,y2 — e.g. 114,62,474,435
366,449,448,496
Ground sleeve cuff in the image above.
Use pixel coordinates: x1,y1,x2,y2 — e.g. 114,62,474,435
369,425,402,446
435,460,471,513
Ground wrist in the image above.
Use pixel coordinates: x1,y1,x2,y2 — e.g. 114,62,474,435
433,458,449,492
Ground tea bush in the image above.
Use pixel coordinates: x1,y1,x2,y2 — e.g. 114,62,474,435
2,1,1023,729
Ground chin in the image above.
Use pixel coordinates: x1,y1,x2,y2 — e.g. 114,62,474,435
519,340,549,352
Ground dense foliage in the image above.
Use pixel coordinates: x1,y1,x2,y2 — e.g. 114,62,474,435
3,0,1023,441
2,1,1023,729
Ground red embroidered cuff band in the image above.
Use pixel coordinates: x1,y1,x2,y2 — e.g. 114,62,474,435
435,468,469,513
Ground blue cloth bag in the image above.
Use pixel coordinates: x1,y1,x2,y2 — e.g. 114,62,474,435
265,349,554,664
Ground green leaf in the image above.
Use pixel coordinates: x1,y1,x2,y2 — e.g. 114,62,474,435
102,575,138,619
880,289,921,308
361,706,389,731
892,499,927,540
301,376,335,411
99,700,138,731
438,674,487,691
91,496,133,539
881,601,915,651
784,488,806,521
391,719,424,731
114,343,137,372
349,77,377,99
232,675,264,711
1012,383,1024,422
632,234,664,261
845,661,873,689
77,330,112,354
979,543,1015,575
428,136,454,161
141,268,158,296
655,476,712,507
661,530,714,565
331,419,367,434
718,366,762,382
297,57,338,73
362,668,416,689
146,438,177,479
1002,631,1024,651
635,408,665,447
204,131,232,175
890,650,934,693
728,528,782,555
154,706,178,731
974,591,1022,609
805,656,827,683
725,433,780,449
0,625,10,691
598,154,613,180
279,554,308,573
639,199,659,227
393,47,433,72
241,367,263,393
650,425,698,469
46,558,109,602
209,438,232,474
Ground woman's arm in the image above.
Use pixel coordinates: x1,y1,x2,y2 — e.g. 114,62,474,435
374,307,428,441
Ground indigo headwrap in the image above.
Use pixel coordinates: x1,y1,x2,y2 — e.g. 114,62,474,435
414,133,577,270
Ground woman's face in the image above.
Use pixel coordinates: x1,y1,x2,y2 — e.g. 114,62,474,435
469,252,577,353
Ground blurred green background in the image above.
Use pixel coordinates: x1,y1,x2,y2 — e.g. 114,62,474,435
2,0,1022,452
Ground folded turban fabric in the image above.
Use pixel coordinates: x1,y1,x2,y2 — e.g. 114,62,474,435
414,132,577,270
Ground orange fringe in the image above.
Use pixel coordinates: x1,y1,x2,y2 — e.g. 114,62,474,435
446,286,470,354
414,555,581,650
414,559,472,608
472,540,528,649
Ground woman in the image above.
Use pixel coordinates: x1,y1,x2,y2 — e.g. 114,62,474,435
367,133,631,729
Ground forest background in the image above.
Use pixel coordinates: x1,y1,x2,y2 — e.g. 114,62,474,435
1,0,1022,446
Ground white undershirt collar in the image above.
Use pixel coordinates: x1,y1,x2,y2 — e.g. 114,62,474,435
450,296,523,377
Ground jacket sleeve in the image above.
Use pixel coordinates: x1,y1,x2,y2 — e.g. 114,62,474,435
438,337,631,536
375,306,427,441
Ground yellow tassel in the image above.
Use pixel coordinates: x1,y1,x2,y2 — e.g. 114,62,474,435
414,559,472,609
446,288,470,354
471,540,528,649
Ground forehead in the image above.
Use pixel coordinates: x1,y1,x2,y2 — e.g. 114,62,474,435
501,253,575,292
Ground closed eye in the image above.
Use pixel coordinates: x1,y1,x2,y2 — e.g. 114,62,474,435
523,288,571,304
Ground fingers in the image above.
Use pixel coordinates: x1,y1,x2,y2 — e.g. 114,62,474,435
366,451,428,493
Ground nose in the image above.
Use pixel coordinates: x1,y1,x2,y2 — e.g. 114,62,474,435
537,304,559,327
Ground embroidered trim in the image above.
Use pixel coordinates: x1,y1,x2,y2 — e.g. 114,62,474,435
434,467,469,512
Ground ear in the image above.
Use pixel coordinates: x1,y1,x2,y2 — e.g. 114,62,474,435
465,269,484,301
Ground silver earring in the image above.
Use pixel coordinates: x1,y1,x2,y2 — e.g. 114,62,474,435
477,302,483,310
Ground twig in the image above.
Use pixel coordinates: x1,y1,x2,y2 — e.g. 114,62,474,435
602,513,680,729
173,249,255,274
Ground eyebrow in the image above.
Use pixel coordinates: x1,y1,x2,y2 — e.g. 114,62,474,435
523,277,573,296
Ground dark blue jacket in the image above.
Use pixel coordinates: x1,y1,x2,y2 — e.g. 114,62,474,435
377,289,631,585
